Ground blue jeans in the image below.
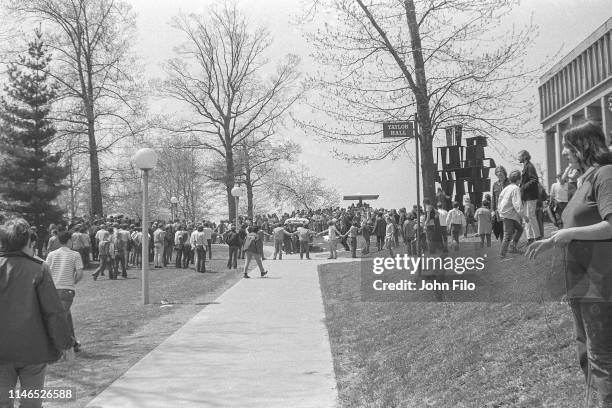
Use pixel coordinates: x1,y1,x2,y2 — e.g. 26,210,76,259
299,240,310,259
273,240,283,259
571,300,612,407
227,246,240,269
500,218,523,257
195,245,206,272
0,362,46,408
57,289,75,342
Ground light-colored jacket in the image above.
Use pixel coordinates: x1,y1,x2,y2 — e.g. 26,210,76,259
498,183,524,223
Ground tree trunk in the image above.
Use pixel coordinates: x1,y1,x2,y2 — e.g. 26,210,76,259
86,107,103,217
246,173,254,219
405,0,436,202
225,147,236,221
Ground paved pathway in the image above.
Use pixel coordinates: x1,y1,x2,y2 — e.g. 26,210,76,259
86,251,352,408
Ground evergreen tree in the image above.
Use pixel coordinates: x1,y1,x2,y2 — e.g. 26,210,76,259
0,30,68,228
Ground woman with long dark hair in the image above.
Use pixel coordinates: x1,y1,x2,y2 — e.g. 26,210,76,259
527,121,612,406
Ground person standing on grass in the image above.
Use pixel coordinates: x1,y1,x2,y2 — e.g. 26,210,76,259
361,218,371,255
463,198,476,238
242,226,267,279
174,225,185,269
93,230,115,280
131,227,142,267
475,201,493,248
446,202,465,251
47,229,61,254
163,225,173,267
374,213,386,252
346,221,360,258
203,222,213,260
518,149,541,244
549,172,569,228
403,214,416,255
492,166,510,241
318,220,342,259
437,202,449,253
225,224,241,269
46,231,83,353
153,224,165,269
0,218,73,408
190,225,207,273
526,121,612,406
384,216,396,257
498,170,528,259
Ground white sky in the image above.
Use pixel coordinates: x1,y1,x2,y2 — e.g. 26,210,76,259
129,0,612,210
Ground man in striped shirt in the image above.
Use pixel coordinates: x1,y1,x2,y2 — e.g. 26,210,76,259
46,231,83,352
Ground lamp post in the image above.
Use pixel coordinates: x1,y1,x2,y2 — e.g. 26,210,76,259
134,148,157,305
170,196,178,222
231,185,244,228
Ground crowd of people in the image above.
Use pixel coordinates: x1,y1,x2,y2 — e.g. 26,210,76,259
5,121,612,406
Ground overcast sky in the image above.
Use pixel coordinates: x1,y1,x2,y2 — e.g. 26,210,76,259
129,0,612,210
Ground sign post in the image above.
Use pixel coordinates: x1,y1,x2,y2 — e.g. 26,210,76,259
382,118,421,266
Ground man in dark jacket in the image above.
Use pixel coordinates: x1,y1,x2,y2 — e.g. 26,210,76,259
518,150,541,243
374,213,386,251
0,218,73,408
225,225,241,269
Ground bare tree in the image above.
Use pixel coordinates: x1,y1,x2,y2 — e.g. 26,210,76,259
266,165,340,211
300,0,543,202
160,1,301,221
5,0,146,216
235,138,300,217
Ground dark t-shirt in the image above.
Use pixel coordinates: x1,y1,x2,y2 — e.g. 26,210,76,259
562,165,612,300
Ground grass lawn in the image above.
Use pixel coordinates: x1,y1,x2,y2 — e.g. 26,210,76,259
43,245,246,407
317,226,586,407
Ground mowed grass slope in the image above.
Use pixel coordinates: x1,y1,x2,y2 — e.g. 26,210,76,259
318,251,585,407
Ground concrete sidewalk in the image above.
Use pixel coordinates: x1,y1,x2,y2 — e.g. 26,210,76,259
86,252,351,408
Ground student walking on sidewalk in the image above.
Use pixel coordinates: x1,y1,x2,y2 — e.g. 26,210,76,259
242,226,267,278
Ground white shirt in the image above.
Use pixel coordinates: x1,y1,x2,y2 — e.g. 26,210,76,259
437,209,448,227
46,247,83,290
549,181,569,203
446,208,465,226
498,184,523,222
